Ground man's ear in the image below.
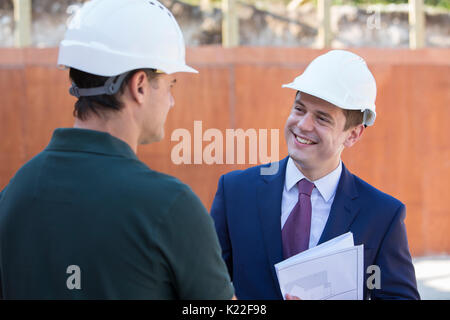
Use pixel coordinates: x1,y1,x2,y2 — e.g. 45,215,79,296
128,71,149,104
343,124,364,148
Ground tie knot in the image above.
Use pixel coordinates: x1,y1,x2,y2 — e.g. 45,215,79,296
298,178,315,196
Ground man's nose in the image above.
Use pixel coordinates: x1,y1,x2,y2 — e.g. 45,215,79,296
297,112,314,131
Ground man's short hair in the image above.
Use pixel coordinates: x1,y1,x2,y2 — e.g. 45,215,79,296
342,109,364,131
69,68,158,120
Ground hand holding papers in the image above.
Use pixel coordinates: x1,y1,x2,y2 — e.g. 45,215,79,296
275,232,364,300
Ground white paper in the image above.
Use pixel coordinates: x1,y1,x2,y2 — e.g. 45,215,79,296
276,232,355,270
275,232,364,300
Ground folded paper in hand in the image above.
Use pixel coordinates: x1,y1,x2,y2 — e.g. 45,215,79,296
275,232,363,300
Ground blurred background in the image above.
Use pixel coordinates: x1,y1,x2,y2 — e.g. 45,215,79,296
0,0,449,299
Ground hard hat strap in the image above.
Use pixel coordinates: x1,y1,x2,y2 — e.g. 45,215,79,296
362,109,370,127
69,71,131,98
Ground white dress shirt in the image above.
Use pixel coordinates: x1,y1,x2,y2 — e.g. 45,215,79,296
281,157,342,249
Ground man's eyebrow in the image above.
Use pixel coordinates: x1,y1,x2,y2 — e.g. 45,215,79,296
294,99,305,107
315,110,334,121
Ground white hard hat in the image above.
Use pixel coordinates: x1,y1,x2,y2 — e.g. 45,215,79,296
282,50,377,126
57,0,197,77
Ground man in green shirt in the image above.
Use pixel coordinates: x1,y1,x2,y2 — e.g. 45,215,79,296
0,0,234,300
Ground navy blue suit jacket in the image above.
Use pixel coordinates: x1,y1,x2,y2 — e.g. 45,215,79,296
211,157,420,300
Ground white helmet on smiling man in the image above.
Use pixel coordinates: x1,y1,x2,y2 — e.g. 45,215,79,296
57,0,197,98
282,50,377,127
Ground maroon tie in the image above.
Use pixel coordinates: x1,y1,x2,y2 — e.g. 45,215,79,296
282,178,315,259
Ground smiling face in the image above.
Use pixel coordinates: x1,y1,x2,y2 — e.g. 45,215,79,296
284,91,364,180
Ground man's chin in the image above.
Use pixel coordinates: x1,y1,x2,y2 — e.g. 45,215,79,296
288,149,313,167
139,133,163,145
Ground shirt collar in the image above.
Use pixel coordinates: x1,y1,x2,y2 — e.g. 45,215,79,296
45,128,138,160
285,157,342,203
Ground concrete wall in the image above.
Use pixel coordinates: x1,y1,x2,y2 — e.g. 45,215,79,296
0,47,449,256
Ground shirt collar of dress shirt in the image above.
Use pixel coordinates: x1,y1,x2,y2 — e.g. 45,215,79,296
285,157,343,203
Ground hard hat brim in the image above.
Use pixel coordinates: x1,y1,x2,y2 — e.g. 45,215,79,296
58,41,198,76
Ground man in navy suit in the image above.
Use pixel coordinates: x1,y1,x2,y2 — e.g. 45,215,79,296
211,50,419,300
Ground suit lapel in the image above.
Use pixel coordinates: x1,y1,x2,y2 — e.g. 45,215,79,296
256,157,288,296
318,163,360,245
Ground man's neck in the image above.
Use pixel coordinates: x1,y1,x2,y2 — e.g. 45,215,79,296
292,158,341,181
73,114,138,154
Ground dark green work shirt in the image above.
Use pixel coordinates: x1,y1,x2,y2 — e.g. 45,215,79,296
0,128,234,299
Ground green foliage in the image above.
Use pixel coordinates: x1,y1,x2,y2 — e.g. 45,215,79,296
334,0,450,10
178,0,450,11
